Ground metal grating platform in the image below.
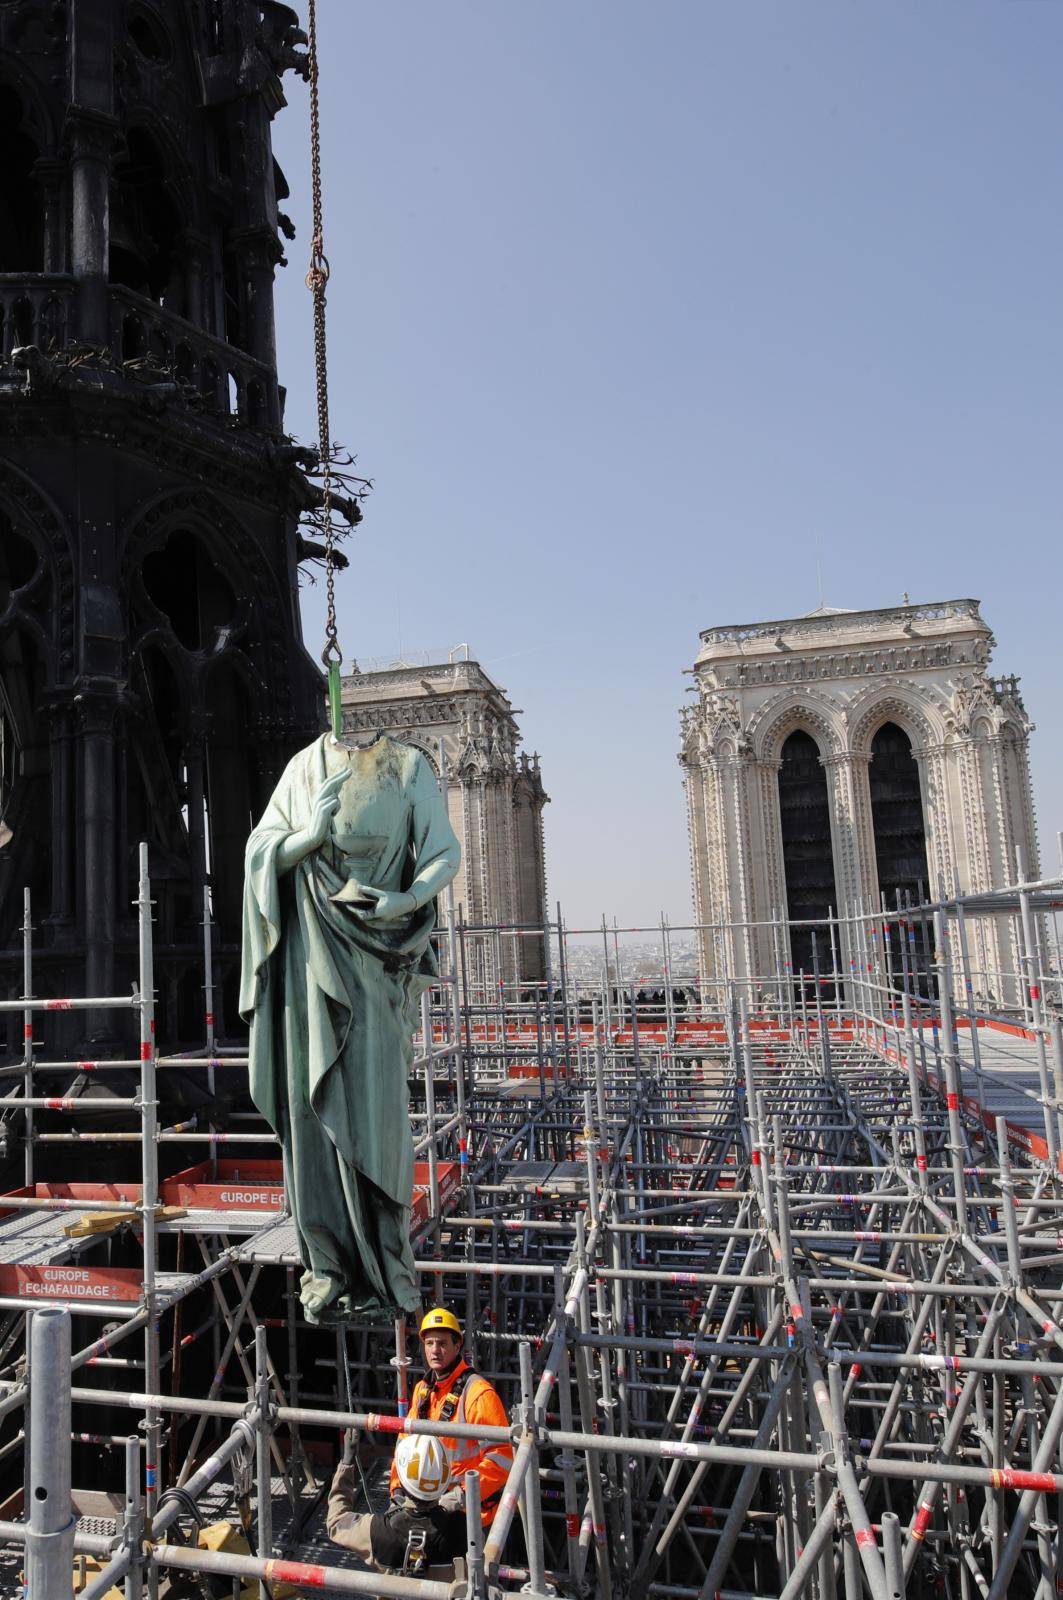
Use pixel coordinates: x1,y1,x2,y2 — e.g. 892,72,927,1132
501,1160,587,1193
235,1215,301,1266
157,1206,279,1236
154,1271,202,1311
0,1209,93,1266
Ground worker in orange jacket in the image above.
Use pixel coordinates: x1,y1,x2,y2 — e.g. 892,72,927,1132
327,1307,513,1573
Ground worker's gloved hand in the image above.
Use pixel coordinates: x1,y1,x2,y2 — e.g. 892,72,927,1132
437,1486,464,1515
341,1427,359,1465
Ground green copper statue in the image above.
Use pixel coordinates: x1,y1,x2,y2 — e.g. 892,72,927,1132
240,734,460,1325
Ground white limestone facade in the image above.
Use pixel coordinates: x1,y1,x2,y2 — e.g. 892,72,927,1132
679,600,1039,1004
341,657,549,984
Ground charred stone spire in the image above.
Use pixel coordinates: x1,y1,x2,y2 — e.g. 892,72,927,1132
0,1,335,1045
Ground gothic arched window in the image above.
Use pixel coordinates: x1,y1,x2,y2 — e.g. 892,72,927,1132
109,128,184,308
0,621,49,915
140,528,237,652
777,730,838,988
868,721,932,993
0,86,43,272
0,515,42,832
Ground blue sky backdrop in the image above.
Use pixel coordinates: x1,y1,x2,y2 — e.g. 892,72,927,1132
272,2,1062,927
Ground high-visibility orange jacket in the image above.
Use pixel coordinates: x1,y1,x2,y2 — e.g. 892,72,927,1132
389,1359,513,1523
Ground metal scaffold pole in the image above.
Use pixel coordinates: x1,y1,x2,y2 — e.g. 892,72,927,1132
25,1309,75,1599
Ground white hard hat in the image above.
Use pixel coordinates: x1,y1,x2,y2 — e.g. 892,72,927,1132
394,1433,454,1503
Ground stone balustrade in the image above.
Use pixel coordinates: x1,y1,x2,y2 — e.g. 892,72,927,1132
0,275,279,430
0,275,76,362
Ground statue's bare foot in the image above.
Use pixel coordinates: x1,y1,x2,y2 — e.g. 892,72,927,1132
300,1271,339,1323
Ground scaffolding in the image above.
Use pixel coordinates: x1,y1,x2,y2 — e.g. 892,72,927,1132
1,847,1063,1596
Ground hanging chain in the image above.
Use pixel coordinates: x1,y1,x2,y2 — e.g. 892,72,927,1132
304,0,341,669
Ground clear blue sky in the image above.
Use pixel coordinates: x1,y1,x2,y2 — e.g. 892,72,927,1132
272,2,1062,927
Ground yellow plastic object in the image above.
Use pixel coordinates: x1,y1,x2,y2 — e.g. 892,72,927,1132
71,1553,122,1596
419,1306,461,1338
70,1527,249,1597
200,1519,249,1553
197,1523,299,1598
71,1520,300,1598
201,1522,257,1597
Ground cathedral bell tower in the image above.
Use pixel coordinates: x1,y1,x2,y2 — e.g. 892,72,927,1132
0,1,341,1044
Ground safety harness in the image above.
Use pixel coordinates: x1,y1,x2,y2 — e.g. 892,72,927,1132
394,1364,508,1574
410,1363,474,1425
414,1364,508,1503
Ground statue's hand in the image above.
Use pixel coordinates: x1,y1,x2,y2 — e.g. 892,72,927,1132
359,886,417,922
331,877,375,906
307,770,350,849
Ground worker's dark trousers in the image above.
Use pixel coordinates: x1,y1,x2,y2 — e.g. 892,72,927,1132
334,1492,466,1571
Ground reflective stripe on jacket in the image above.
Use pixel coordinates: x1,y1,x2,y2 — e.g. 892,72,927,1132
389,1359,513,1522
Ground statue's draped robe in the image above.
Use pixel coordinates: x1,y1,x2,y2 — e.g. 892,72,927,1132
240,736,459,1322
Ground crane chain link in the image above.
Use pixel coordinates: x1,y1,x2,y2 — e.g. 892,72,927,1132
304,0,341,669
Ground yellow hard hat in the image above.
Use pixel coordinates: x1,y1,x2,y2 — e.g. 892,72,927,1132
419,1307,461,1338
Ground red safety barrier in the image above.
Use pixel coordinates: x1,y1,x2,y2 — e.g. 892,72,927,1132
410,1161,461,1226
858,1024,1063,1173
161,1160,285,1212
154,1158,459,1225
0,1262,143,1303
0,1158,458,1241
